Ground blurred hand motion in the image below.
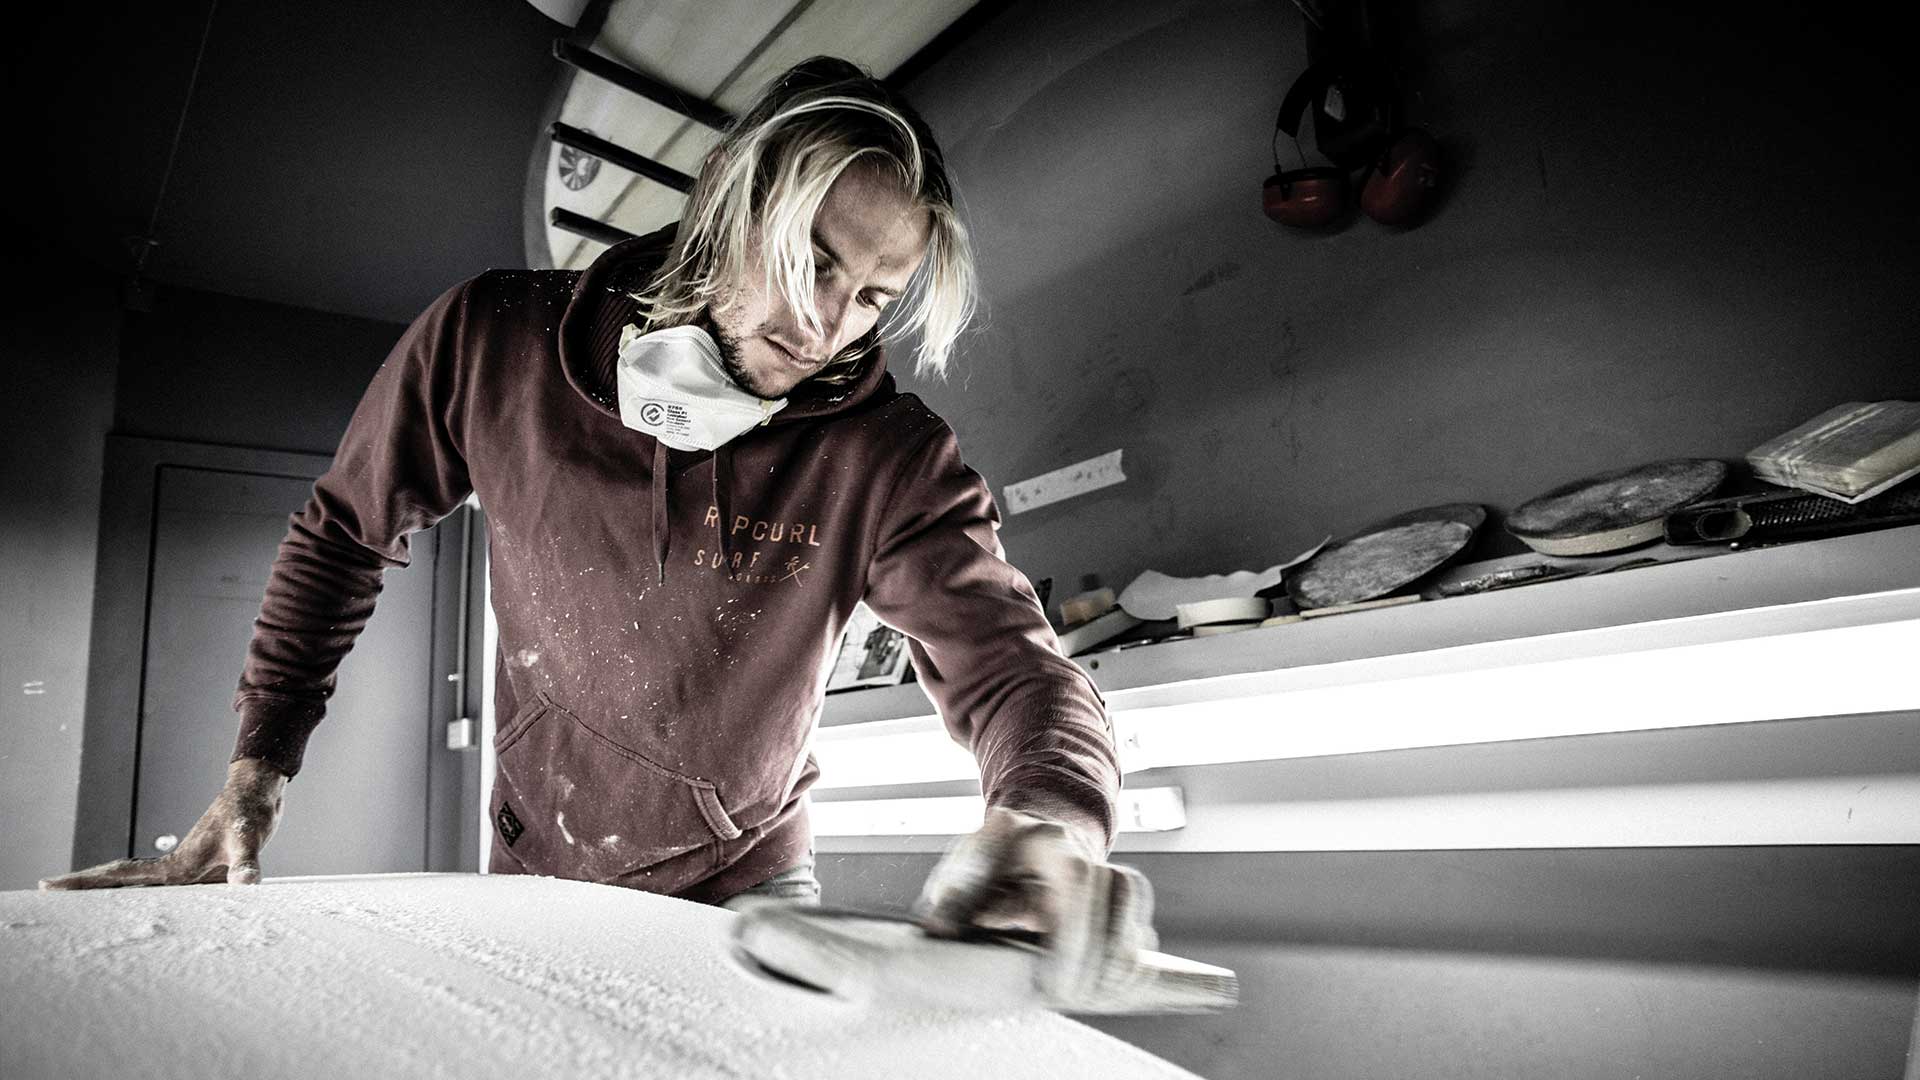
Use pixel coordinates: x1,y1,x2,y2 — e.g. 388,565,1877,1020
916,806,1161,1009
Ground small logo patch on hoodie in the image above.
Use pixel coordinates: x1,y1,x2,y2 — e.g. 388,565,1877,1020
496,800,525,847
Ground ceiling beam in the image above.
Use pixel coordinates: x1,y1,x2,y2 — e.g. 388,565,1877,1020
549,121,696,193
549,206,639,247
551,39,735,131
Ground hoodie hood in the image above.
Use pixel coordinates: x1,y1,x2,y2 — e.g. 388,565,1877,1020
556,223,899,584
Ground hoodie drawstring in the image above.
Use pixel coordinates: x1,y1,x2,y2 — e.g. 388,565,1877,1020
652,442,734,585
713,445,733,578
652,440,670,584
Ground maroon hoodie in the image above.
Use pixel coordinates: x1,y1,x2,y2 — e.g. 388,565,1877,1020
230,226,1120,902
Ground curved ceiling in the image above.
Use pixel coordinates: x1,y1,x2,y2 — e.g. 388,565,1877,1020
527,0,982,270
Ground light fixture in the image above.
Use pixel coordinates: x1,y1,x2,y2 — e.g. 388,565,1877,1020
812,786,1188,837
809,602,1920,790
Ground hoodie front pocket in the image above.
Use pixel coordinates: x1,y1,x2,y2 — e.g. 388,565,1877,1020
493,692,742,880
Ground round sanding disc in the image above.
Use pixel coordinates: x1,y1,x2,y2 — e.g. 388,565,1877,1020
1507,459,1728,556
1287,503,1485,610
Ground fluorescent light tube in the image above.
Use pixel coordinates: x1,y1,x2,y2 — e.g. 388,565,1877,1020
810,615,1920,789
812,786,1187,837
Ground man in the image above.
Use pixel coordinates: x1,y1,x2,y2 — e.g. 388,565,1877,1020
44,57,1152,998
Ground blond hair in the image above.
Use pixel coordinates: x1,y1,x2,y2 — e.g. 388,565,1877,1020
632,57,976,382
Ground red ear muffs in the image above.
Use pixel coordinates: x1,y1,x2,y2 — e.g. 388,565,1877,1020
1264,167,1349,228
1267,61,1440,230
1265,63,1351,229
1360,127,1440,225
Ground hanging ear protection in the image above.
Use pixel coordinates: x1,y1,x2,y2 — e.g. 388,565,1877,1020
1264,63,1348,229
1310,65,1395,170
1265,59,1441,230
1359,126,1440,225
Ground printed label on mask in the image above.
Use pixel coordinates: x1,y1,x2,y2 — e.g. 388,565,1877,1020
634,399,696,442
615,324,785,451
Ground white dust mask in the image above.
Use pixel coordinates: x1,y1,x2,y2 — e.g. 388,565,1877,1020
614,324,786,452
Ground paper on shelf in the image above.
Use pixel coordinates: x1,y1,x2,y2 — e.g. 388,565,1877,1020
1117,537,1329,620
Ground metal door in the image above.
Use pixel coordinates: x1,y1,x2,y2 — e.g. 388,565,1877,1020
131,464,436,875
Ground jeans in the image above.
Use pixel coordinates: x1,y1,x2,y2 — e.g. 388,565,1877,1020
720,855,822,910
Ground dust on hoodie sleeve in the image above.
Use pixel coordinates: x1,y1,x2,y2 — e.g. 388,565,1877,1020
861,421,1121,852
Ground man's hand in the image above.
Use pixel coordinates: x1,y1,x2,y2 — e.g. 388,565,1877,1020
915,807,1160,1010
39,757,288,890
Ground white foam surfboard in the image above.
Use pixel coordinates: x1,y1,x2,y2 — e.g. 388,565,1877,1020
1,873,1201,1080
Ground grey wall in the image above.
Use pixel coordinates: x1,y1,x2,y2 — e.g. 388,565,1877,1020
0,254,121,891
1082,938,1916,1080
820,843,1920,1078
2,0,514,886
116,287,407,456
893,0,1919,591
0,270,407,888
2,0,560,325
1087,849,1920,1079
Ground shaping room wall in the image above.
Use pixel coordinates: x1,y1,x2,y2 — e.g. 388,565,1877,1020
1083,937,1917,1080
0,257,120,892
891,0,1919,598
0,271,406,888
115,286,408,458
820,840,1920,1079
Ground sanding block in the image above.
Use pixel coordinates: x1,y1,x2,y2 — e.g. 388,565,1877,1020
1746,400,1920,503
730,905,1238,1016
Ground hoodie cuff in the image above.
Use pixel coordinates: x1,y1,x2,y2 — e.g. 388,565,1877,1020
229,693,326,780
988,786,1116,860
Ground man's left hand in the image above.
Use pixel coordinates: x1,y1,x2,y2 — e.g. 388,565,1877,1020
915,807,1160,1009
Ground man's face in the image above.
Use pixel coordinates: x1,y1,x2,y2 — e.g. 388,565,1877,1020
708,165,931,399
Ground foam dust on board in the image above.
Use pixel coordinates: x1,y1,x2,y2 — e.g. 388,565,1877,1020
0,873,1199,1080
1004,449,1126,515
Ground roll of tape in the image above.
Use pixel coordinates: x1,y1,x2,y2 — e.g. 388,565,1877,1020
1175,596,1272,629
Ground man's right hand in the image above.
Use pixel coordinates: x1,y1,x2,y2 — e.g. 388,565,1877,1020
39,757,288,890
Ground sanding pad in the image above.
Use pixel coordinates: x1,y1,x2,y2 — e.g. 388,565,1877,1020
730,905,1238,1016
1286,503,1485,610
1507,459,1727,555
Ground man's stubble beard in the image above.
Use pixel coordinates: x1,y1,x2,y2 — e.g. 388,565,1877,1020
702,313,786,402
